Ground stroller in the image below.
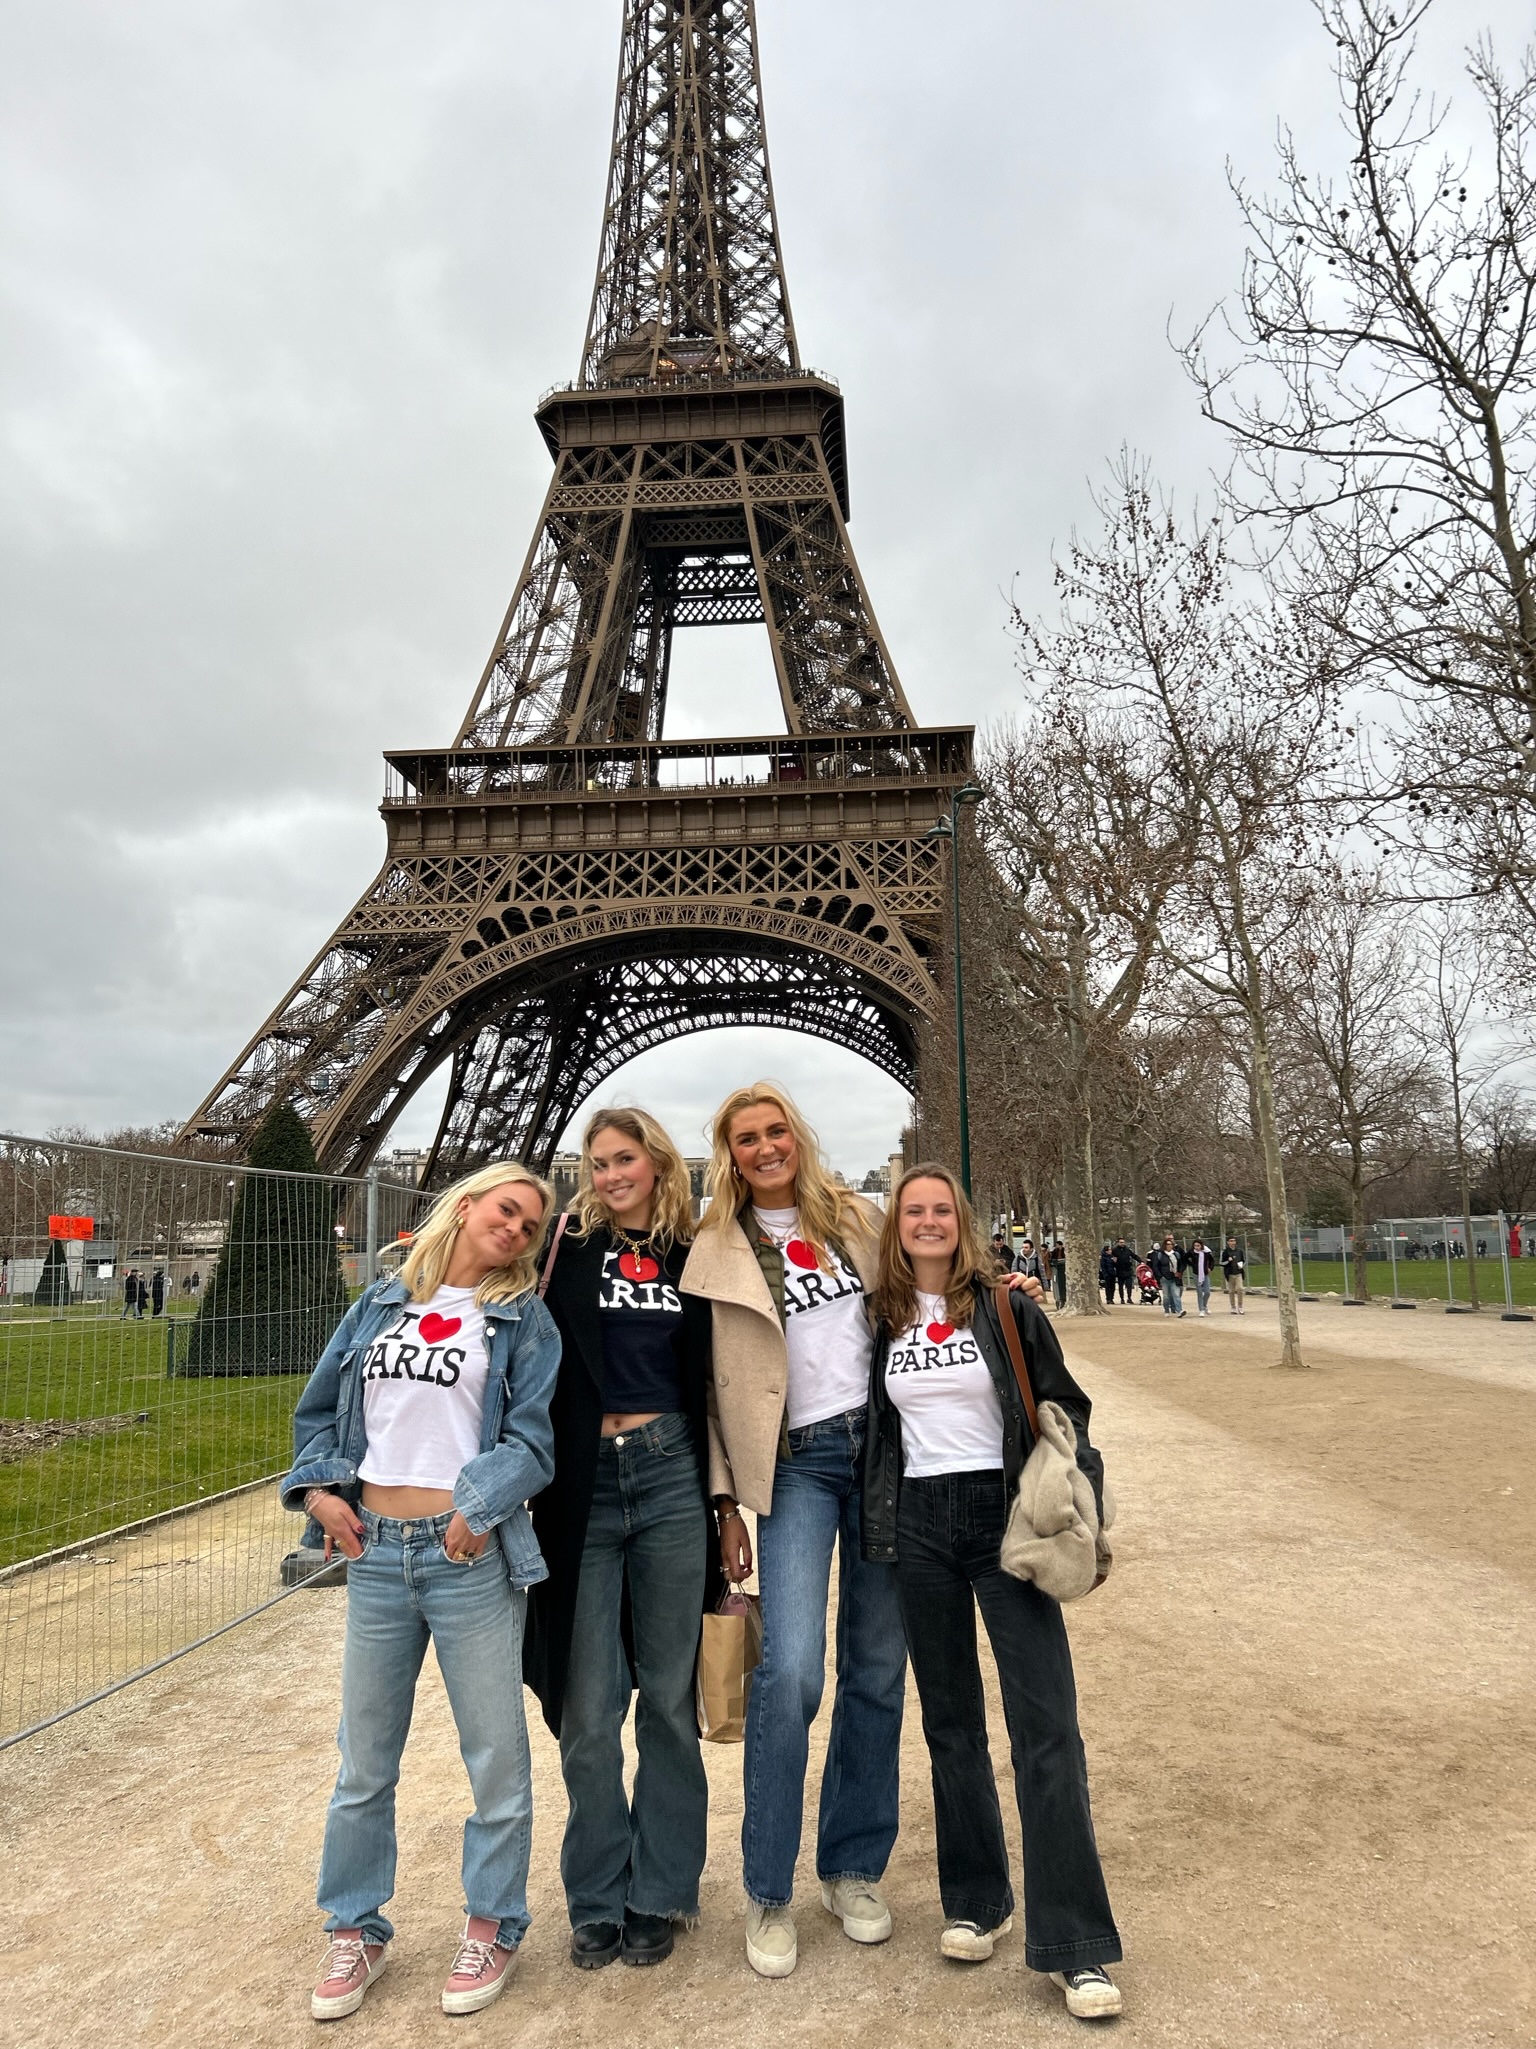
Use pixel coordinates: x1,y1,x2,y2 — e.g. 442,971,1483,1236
1135,1260,1161,1306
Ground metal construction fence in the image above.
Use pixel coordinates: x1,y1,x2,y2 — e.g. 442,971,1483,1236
0,1134,427,1746
1282,1213,1534,1316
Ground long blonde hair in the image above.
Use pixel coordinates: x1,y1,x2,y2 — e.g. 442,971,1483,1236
398,1160,554,1307
702,1080,873,1272
571,1105,695,1251
872,1161,993,1334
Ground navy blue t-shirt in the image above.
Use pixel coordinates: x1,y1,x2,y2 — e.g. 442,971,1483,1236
598,1234,686,1413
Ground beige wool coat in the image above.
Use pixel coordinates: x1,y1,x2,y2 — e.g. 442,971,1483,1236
680,1196,883,1515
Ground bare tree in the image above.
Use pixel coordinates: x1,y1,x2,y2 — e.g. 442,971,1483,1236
1102,1011,1233,1255
1473,1078,1536,1221
1186,0,1536,983
916,828,1068,1246
974,704,1190,1313
1412,908,1512,1302
1289,867,1441,1299
1028,460,1342,1368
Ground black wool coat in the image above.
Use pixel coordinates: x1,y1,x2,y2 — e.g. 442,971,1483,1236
523,1224,720,1738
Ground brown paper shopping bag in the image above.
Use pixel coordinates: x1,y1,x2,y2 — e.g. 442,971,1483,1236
695,1586,762,1743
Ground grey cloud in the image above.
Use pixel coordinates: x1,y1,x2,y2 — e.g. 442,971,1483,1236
3,0,1526,1165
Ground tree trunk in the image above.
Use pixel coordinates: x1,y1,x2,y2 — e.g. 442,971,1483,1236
1130,1152,1151,1257
1063,1102,1107,1316
1251,1019,1305,1368
1349,1169,1369,1303
1449,1068,1481,1311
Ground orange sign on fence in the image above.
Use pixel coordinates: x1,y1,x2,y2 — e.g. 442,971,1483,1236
47,1215,95,1241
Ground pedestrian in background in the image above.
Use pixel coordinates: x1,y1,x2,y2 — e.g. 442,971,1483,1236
1098,1245,1116,1305
1113,1240,1135,1305
1187,1240,1215,1318
1152,1237,1185,1318
1014,1239,1045,1285
1221,1237,1246,1315
1050,1240,1067,1310
151,1269,166,1318
121,1270,137,1320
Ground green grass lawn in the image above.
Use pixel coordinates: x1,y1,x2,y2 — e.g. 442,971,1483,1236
1246,1258,1536,1307
0,1306,302,1571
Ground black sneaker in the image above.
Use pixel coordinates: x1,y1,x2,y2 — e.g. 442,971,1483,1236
620,1909,675,1967
569,1920,622,1969
1050,1965,1122,2018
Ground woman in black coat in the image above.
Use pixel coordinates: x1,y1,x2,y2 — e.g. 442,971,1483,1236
526,1107,720,1974
863,1164,1121,2020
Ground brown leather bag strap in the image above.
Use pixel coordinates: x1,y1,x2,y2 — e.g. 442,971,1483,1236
992,1282,1039,1436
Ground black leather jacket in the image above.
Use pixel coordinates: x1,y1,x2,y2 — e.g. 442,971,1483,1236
862,1287,1105,1564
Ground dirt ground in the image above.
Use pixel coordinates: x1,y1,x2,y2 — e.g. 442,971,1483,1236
0,1300,1530,2049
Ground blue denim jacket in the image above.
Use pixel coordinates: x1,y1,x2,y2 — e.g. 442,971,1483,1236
279,1276,561,1588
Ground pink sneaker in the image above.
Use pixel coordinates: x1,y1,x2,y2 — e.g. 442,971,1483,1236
441,1917,518,2015
311,1931,387,2020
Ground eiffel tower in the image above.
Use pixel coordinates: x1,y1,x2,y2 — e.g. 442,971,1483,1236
180,0,975,1181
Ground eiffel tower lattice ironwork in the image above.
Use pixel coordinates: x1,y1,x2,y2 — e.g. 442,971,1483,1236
181,0,975,1179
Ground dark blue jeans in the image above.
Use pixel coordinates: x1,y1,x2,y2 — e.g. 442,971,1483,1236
559,1413,710,1925
895,1471,1121,1974
743,1409,907,1907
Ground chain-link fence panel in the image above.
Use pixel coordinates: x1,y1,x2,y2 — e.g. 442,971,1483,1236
0,1136,426,1745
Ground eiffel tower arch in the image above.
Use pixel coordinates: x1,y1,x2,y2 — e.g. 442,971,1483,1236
180,0,975,1178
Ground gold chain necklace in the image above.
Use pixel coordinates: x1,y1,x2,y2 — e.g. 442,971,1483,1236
609,1222,657,1256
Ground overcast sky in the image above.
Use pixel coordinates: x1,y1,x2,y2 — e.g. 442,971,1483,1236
2,0,1526,1173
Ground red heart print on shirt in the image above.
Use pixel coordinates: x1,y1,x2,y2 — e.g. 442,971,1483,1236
419,1313,462,1346
785,1239,818,1269
926,1320,956,1344
619,1252,660,1283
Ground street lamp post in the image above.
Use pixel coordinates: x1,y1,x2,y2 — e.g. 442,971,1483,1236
925,781,984,1198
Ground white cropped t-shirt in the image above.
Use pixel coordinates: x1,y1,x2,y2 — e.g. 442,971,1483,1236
357,1284,490,1491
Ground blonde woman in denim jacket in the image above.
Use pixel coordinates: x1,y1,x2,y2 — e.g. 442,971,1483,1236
281,1160,561,2025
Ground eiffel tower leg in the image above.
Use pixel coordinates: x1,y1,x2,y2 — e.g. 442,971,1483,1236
456,446,648,749
425,995,593,1182
740,437,911,732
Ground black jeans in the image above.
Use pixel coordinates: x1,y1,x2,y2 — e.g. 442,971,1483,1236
895,1471,1121,1973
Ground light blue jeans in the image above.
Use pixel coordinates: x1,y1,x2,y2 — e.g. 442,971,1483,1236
560,1413,710,1925
317,1509,533,1949
743,1409,907,1907
1160,1276,1184,1316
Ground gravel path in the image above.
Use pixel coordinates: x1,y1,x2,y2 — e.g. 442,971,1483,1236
0,1305,1529,2047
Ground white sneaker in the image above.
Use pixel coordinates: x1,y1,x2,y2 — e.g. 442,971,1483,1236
819,1878,892,1944
939,1914,1012,1961
745,1903,797,1978
1051,1965,1123,2018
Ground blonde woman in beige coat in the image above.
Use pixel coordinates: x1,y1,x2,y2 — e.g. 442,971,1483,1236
681,1082,1038,1981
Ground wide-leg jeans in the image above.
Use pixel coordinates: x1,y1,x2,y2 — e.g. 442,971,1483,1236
559,1412,710,1926
895,1471,1121,1975
1160,1276,1184,1315
317,1509,533,1950
743,1408,907,1908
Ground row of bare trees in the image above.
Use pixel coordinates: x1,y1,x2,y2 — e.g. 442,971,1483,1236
920,1,1536,1366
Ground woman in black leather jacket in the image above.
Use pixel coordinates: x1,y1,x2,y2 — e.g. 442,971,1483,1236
863,1163,1122,2022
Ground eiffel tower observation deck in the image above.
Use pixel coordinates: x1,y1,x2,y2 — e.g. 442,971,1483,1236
180,0,975,1179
